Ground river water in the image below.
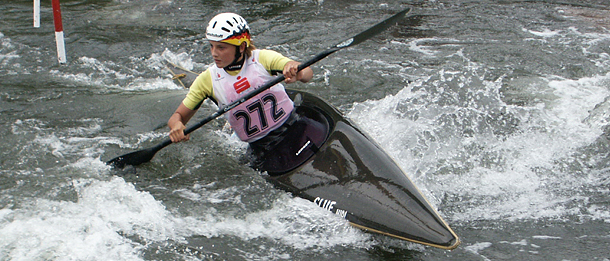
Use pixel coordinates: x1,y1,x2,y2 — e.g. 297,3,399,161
1,0,610,260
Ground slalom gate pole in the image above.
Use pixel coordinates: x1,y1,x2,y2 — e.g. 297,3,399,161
33,0,40,28
52,0,67,63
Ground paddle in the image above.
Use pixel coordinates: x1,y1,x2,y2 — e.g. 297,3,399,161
106,8,411,168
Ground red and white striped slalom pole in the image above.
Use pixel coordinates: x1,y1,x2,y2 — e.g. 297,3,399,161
51,0,67,64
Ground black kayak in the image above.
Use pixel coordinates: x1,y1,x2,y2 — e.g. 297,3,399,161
166,62,460,250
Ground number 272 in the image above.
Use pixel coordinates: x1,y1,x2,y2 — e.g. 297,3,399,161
233,93,285,137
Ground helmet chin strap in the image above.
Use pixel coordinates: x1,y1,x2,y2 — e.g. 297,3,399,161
223,46,245,71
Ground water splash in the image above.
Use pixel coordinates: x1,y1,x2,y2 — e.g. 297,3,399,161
347,65,610,223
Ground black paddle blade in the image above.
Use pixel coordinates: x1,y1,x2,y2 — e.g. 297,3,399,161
106,147,158,169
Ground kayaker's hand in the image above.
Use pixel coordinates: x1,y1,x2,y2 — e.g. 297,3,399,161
283,61,301,84
283,61,313,84
169,122,190,143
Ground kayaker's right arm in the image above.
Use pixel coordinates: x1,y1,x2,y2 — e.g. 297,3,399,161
168,102,197,143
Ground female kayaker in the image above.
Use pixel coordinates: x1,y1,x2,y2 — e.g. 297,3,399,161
168,12,314,167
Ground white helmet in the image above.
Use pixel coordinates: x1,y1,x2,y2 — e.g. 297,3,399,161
206,13,251,47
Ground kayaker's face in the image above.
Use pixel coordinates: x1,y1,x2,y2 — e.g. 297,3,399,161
209,41,238,68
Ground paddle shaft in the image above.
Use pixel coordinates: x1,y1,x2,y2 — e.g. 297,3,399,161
107,8,410,168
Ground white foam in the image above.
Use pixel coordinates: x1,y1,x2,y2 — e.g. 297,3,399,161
159,48,199,71
405,38,441,56
500,239,528,246
523,28,561,38
548,73,610,132
12,118,133,159
186,195,372,251
346,67,610,222
0,32,22,71
464,242,493,261
532,235,562,240
0,172,372,260
49,53,188,92
586,205,610,223
0,177,180,260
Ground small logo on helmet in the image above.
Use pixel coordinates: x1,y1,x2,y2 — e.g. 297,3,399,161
206,32,224,38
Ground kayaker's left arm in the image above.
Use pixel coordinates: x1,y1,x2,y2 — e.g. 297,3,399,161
283,61,313,84
168,103,197,143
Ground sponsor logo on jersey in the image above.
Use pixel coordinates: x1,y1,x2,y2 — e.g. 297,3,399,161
233,76,250,93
